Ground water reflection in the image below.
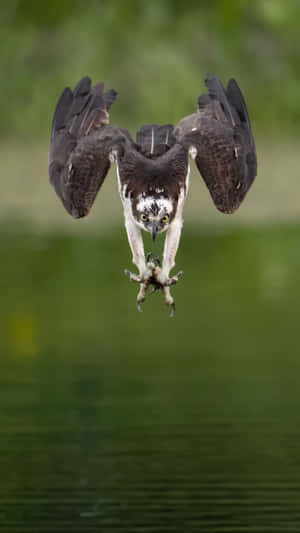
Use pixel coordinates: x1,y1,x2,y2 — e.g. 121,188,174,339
1,226,300,531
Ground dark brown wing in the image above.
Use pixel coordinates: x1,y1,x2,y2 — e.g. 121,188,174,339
174,75,257,214
49,76,129,218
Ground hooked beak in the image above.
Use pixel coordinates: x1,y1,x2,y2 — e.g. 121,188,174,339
151,222,158,241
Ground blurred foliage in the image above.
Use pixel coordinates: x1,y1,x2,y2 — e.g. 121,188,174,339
1,0,300,139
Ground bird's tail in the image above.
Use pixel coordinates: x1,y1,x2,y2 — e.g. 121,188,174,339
136,124,176,158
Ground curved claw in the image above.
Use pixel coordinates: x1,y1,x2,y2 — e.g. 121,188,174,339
124,269,142,283
164,270,184,286
146,252,153,263
169,302,176,318
136,300,143,313
149,286,159,296
146,252,161,266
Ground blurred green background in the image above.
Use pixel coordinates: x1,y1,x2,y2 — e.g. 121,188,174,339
2,1,300,531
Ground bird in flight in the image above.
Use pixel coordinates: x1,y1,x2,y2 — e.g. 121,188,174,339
49,75,257,316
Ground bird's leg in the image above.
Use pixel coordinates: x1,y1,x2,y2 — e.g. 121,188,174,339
123,209,184,315
160,219,184,282
124,215,149,280
124,215,156,311
155,218,184,314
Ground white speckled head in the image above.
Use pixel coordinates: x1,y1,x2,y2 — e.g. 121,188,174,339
134,194,175,239
136,195,173,215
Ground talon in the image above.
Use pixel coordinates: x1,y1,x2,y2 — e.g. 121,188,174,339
124,269,142,283
146,252,154,263
127,262,181,314
162,286,176,314
169,302,176,318
135,277,150,313
165,270,184,286
136,300,143,313
149,286,159,296
146,252,161,267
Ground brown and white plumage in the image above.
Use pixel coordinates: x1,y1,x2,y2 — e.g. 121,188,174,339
49,76,131,218
174,75,257,214
49,74,257,314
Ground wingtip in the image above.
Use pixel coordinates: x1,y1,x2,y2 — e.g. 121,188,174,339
61,86,73,97
73,76,91,96
205,73,221,86
205,73,224,89
205,73,215,82
104,88,118,110
227,78,239,91
51,86,74,136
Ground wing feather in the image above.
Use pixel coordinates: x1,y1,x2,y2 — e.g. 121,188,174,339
205,74,237,127
175,75,257,214
49,77,125,218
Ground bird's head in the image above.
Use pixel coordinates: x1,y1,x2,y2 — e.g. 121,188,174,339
134,192,174,240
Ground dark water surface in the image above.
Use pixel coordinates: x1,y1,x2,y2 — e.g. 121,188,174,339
1,225,300,531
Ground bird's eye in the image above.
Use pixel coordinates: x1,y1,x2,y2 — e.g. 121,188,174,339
140,214,149,222
161,214,169,223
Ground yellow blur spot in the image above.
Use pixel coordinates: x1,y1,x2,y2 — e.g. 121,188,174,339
8,312,38,357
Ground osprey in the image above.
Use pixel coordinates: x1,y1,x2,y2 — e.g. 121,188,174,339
49,75,257,315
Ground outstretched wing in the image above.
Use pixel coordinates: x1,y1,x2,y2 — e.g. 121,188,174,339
174,75,257,214
49,76,129,218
